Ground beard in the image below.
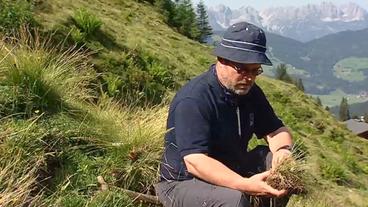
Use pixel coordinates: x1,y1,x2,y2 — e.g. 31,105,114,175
227,83,253,95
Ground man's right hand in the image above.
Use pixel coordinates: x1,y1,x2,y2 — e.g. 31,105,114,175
242,171,287,197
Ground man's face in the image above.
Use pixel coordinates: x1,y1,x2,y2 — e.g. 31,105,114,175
216,59,263,95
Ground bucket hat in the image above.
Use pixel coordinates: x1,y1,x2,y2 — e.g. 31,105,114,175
214,22,272,65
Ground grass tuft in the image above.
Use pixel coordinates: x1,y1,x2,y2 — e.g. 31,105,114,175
0,28,95,117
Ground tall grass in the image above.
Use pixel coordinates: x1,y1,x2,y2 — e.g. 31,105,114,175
0,29,94,117
0,153,43,206
0,30,167,204
0,116,49,207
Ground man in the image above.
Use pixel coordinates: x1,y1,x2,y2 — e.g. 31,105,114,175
155,22,293,207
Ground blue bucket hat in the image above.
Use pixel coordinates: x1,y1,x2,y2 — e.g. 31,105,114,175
214,22,272,66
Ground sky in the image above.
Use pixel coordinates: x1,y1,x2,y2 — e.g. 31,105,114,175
191,0,368,10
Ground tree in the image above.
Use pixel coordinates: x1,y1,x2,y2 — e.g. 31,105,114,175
173,0,200,40
296,78,304,92
364,113,368,123
196,0,212,43
339,97,350,121
155,0,176,26
316,97,322,106
274,64,292,83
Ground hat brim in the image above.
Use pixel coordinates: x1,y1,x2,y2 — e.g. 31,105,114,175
214,44,272,66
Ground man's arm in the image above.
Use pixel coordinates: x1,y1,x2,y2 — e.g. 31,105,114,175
266,126,293,168
183,153,286,197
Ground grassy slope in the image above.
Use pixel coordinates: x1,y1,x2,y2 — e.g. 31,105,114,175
257,77,368,206
0,0,367,206
35,0,368,205
36,0,214,77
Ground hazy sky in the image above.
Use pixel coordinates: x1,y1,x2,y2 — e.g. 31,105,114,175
191,0,368,10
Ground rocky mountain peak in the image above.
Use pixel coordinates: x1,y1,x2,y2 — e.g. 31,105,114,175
208,1,368,42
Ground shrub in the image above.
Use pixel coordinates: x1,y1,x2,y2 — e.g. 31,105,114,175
72,8,102,38
0,0,37,35
97,49,179,105
70,25,86,44
102,73,123,97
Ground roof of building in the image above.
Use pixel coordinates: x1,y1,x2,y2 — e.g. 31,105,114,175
345,119,368,135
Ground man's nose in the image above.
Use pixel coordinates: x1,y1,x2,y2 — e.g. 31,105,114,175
242,75,254,81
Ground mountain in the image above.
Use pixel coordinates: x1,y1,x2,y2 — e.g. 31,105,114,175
264,28,368,95
208,2,368,42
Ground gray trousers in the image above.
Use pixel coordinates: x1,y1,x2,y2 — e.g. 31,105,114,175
155,145,287,207
155,178,250,207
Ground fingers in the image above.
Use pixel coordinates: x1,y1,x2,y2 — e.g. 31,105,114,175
260,177,288,197
265,185,287,197
256,170,270,180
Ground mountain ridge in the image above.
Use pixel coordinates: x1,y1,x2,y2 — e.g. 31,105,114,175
208,1,368,42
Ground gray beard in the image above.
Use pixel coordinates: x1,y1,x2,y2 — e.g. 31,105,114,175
227,86,251,96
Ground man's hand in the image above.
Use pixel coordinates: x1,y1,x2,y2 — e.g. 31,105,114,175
243,171,287,197
272,148,292,168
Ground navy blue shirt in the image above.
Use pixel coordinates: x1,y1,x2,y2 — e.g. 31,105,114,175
159,65,284,181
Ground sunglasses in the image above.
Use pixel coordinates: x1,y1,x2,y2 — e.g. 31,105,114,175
228,61,264,76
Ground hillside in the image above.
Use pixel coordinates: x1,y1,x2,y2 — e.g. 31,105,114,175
36,0,214,77
270,28,368,95
0,0,368,206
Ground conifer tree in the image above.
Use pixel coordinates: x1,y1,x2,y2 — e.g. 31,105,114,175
316,97,322,106
275,64,292,83
296,78,305,92
155,0,176,25
196,0,212,43
339,97,350,121
173,0,200,39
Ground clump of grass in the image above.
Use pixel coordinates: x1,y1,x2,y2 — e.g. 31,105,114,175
0,28,95,117
266,156,306,194
106,105,167,193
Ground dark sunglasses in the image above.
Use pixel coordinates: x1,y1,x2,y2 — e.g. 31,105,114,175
229,62,264,76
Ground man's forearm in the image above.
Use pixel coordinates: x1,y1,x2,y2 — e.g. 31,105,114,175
266,127,293,153
184,154,247,190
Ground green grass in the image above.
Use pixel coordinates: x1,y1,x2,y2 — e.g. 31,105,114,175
257,77,368,206
333,57,368,82
36,0,214,78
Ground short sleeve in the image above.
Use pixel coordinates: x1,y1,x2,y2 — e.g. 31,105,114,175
174,98,211,158
253,87,284,138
